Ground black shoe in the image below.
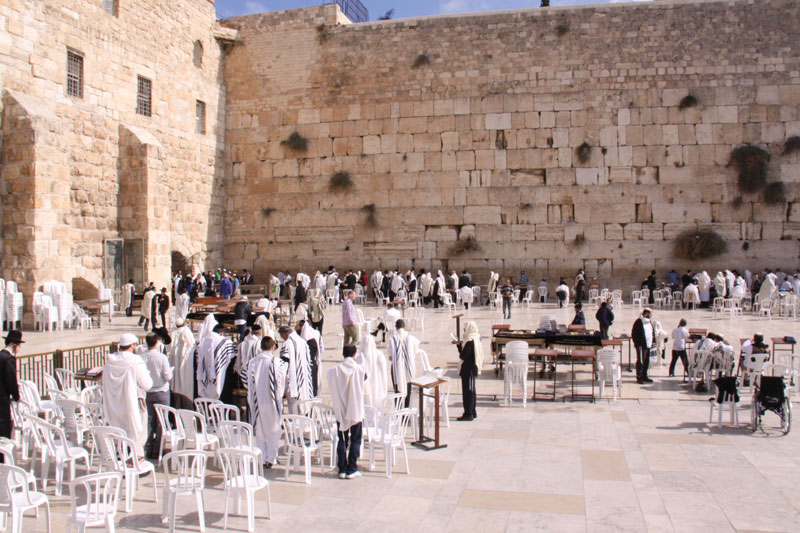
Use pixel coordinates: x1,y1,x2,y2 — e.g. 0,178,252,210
643,377,653,383
636,379,645,384
456,415,473,421
472,413,477,419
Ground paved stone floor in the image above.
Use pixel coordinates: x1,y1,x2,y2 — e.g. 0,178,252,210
12,297,800,532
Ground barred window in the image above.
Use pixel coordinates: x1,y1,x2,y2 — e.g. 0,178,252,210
66,50,83,98
195,100,206,134
136,76,151,117
103,0,118,16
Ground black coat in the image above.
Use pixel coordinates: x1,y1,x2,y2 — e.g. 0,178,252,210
595,307,615,328
294,285,307,305
458,275,470,289
0,348,20,438
571,311,586,326
458,340,477,378
234,300,252,320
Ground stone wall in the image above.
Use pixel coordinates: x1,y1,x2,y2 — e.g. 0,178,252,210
222,0,800,287
0,0,226,302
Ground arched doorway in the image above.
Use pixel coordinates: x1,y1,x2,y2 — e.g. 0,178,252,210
171,251,187,275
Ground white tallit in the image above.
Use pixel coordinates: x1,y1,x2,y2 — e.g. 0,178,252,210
196,331,235,400
235,333,261,375
246,351,287,463
388,329,420,392
713,272,727,298
176,292,190,321
197,314,218,344
300,322,324,393
758,274,777,302
463,321,484,375
280,331,312,403
327,357,365,430
357,334,389,408
102,351,153,449
169,325,197,401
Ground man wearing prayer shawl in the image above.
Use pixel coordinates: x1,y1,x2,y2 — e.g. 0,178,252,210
236,325,262,385
196,323,236,402
103,333,153,457
387,319,420,408
357,334,388,409
122,279,136,317
297,320,323,397
758,273,778,302
254,313,276,341
696,271,711,305
278,325,313,414
421,272,433,305
683,281,700,307
328,344,366,479
170,318,197,410
175,288,190,322
244,337,287,468
713,272,727,299
140,287,156,330
326,270,340,304
456,321,483,421
390,270,405,302
308,288,326,334
371,270,384,301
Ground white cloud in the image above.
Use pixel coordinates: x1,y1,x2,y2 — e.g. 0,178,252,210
242,1,269,15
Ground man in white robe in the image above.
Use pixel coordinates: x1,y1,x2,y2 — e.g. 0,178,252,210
140,288,156,330
387,319,420,408
122,280,136,317
713,272,727,299
371,270,384,301
421,272,433,304
298,320,323,397
236,325,262,385
683,281,700,307
175,289,190,322
390,271,405,302
103,333,153,458
696,271,711,304
758,273,778,302
244,337,287,467
328,345,366,479
169,318,197,410
196,324,236,401
357,334,388,409
326,271,340,304
279,326,312,414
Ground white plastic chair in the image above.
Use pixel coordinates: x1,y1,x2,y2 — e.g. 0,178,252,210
19,381,57,422
217,448,271,532
193,398,222,431
741,353,770,393
281,415,322,484
161,451,207,533
442,293,456,312
537,286,548,304
65,472,122,533
688,350,713,391
43,373,60,396
217,421,262,464
94,428,158,512
56,399,92,449
631,291,644,309
708,378,740,429
154,404,185,467
597,348,622,400
0,464,51,533
55,369,79,396
207,403,240,436
311,404,339,470
504,362,528,407
522,291,535,308
10,402,35,462
366,408,414,478
29,417,89,496
177,410,219,459
711,297,725,318
80,385,103,406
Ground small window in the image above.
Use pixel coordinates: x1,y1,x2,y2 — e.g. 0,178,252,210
193,41,203,68
103,0,118,16
195,100,206,134
66,49,83,98
136,76,151,117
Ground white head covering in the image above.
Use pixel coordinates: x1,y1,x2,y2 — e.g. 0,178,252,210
463,321,484,375
198,313,218,344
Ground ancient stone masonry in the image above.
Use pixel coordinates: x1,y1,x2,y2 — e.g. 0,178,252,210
0,0,227,309
222,0,800,287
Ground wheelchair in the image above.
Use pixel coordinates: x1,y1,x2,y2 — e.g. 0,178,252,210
751,376,791,434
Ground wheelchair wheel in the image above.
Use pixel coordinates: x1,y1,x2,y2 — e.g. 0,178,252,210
782,398,791,435
751,401,759,433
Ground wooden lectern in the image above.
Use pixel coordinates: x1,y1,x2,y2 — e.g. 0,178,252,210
409,375,448,451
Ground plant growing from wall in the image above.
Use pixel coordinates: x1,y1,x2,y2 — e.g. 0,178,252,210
361,203,379,228
316,24,331,43
784,136,800,156
673,229,728,260
763,181,787,205
555,23,570,36
575,142,591,164
280,132,308,152
261,207,276,216
678,95,698,110
729,145,770,193
520,203,533,210
329,171,353,192
412,53,430,69
569,233,586,248
449,236,481,256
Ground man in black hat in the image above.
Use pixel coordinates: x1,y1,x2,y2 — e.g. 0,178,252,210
0,330,22,439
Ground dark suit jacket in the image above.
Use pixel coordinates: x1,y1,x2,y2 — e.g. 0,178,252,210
631,318,653,349
0,348,20,404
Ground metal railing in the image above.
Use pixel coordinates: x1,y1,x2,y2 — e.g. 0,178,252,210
16,335,146,397
323,0,369,23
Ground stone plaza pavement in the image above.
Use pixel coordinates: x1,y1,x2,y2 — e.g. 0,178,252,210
13,298,800,532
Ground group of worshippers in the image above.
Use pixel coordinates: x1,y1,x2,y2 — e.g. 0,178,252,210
667,268,792,309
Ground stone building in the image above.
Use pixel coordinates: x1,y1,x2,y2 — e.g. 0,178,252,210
1,0,799,310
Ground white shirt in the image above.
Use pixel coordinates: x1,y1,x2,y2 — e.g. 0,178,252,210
142,349,173,393
671,326,689,351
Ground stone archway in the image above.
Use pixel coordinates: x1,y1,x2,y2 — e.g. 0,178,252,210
171,251,187,275
71,277,99,301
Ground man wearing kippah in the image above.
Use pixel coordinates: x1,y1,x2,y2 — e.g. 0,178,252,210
0,330,23,440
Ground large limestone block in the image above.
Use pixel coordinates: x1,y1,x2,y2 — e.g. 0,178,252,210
534,224,564,241
652,203,712,223
464,206,501,225
485,113,511,130
590,204,635,224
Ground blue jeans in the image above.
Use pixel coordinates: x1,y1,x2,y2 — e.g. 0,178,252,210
336,422,362,475
502,299,512,319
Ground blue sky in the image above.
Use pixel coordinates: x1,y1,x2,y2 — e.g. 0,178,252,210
215,0,651,20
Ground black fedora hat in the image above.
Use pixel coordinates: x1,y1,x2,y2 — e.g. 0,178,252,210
3,330,24,344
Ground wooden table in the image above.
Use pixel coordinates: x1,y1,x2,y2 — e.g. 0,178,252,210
531,348,559,401
75,299,112,327
772,337,796,365
569,349,596,402
409,376,447,451
614,334,633,371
